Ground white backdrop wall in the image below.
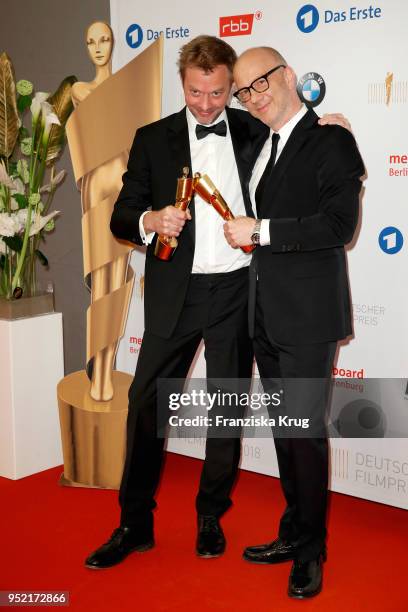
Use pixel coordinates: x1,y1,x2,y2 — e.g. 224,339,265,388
110,0,408,509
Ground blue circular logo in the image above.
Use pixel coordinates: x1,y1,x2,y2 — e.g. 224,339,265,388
296,72,326,107
126,24,143,49
378,226,404,254
297,4,320,33
302,79,320,102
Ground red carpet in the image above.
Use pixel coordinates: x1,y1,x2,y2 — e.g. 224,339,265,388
1,452,406,611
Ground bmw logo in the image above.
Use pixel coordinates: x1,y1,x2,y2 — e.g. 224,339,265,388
297,72,326,107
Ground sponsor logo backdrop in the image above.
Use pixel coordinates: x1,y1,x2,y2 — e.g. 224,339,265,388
110,0,408,509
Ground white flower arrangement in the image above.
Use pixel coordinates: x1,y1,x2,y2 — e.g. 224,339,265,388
0,53,76,299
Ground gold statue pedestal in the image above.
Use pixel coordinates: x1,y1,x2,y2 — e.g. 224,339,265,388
57,370,132,489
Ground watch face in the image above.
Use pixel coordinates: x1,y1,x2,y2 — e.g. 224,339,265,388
251,232,260,245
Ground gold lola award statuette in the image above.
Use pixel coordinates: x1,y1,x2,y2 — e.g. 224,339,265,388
193,173,255,254
57,24,163,490
154,167,194,260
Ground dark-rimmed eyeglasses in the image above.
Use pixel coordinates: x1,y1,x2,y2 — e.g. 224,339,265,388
233,65,285,104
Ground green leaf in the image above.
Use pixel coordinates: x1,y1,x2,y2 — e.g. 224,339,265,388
12,193,28,209
35,249,48,266
17,94,32,113
19,126,29,139
3,235,23,252
8,160,17,175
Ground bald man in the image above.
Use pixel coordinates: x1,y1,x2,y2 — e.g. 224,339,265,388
224,47,364,599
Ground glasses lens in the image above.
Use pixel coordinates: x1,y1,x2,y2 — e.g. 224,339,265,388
252,77,269,93
237,89,250,103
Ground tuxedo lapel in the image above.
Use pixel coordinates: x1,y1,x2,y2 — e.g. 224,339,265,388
167,107,195,243
227,108,253,181
258,109,318,217
227,108,266,217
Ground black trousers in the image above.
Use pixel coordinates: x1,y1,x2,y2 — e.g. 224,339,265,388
119,267,253,527
253,286,336,562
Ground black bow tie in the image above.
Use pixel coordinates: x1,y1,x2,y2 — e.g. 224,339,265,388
195,120,227,140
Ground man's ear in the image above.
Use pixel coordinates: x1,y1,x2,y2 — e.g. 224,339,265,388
284,66,298,91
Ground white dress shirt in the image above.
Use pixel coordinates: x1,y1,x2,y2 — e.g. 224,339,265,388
139,107,251,273
249,105,308,245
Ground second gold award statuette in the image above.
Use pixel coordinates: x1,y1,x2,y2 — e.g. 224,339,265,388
193,173,255,254
154,167,194,261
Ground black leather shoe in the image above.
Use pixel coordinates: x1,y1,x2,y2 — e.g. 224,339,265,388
288,556,323,599
85,526,154,569
243,537,295,564
196,515,225,558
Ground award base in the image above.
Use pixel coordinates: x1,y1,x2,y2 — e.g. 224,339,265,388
57,370,132,490
154,235,178,261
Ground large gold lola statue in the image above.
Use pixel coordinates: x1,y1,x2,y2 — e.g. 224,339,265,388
71,22,130,402
57,25,163,488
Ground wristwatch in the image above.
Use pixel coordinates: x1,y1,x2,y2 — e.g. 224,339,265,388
251,219,262,245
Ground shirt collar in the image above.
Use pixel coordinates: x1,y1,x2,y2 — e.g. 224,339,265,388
272,104,307,142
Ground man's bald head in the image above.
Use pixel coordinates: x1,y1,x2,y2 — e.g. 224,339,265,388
234,47,287,78
233,46,300,131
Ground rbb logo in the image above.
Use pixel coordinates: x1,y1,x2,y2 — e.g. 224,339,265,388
296,4,320,33
378,226,404,254
126,24,143,49
219,14,254,37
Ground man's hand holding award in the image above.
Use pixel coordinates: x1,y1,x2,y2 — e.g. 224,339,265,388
154,170,254,260
154,166,195,261
193,173,255,254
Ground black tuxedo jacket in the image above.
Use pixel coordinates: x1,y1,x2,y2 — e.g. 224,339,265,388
110,107,267,338
251,108,365,346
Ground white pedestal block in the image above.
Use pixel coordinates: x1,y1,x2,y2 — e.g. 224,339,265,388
0,313,64,479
